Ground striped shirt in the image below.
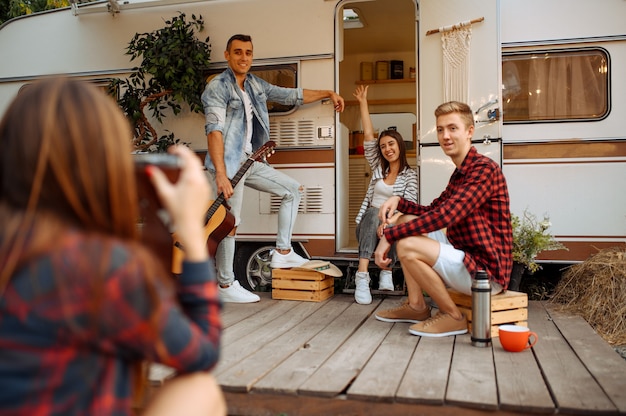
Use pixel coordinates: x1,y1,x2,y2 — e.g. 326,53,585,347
355,139,418,224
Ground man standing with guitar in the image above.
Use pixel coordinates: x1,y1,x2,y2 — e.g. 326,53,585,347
201,34,345,303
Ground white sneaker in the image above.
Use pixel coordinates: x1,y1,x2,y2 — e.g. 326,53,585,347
219,281,260,303
378,270,394,291
270,249,308,269
354,272,372,305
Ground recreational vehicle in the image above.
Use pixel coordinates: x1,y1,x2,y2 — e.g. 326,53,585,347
1,0,624,291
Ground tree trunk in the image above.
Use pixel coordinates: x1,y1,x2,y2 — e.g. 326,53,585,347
133,89,173,151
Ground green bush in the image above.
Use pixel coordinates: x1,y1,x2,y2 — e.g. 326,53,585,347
109,12,211,152
512,209,567,273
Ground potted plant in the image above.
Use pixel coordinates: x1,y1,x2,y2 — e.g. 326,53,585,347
509,209,567,291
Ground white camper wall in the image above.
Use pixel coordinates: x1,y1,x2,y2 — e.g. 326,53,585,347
501,0,626,43
0,0,338,115
500,0,626,260
500,0,626,143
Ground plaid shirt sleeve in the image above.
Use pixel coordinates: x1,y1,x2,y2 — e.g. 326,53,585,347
153,259,222,371
98,249,222,373
383,147,491,243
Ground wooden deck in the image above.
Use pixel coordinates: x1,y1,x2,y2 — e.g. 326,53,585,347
153,292,626,415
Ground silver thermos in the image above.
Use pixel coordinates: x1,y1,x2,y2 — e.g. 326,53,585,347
471,270,491,347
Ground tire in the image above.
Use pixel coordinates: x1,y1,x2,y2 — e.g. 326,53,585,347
233,244,274,292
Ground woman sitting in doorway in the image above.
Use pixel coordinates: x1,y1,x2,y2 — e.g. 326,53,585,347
352,85,418,304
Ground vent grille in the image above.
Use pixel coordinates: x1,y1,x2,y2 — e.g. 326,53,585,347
269,186,324,214
270,119,317,147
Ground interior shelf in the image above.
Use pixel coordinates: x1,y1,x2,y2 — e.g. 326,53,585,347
345,98,415,106
346,78,416,106
355,78,416,85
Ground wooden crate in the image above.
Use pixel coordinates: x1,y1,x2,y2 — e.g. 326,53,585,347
272,269,335,302
447,288,528,337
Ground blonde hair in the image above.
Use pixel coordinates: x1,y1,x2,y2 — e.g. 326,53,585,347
434,101,475,129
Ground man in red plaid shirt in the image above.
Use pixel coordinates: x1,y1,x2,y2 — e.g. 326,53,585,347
373,101,512,337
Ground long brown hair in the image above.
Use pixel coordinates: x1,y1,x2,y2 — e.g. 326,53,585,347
377,129,410,176
0,78,138,236
0,77,167,401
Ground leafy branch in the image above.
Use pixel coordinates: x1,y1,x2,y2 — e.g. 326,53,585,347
109,12,211,152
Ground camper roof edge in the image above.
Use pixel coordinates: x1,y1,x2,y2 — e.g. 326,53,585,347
72,0,214,16
503,34,626,48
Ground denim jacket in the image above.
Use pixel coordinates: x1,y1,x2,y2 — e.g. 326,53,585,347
201,67,303,178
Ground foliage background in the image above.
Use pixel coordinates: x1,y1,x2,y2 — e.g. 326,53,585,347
109,12,211,152
512,209,567,273
1,5,211,153
1,0,68,24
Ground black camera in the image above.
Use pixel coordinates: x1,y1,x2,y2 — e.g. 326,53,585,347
133,153,182,170
133,153,182,269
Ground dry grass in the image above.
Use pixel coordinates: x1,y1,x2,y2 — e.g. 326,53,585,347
549,247,626,346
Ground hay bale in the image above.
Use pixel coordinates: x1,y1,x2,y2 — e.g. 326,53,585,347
550,247,626,346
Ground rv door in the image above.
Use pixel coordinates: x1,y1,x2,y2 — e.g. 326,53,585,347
418,0,502,204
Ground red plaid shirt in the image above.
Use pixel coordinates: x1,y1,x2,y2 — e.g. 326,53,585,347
383,146,513,287
0,231,221,416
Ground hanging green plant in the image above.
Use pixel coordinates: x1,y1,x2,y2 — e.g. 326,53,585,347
109,12,211,152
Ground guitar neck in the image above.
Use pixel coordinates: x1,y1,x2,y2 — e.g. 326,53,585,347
231,158,254,189
205,158,254,222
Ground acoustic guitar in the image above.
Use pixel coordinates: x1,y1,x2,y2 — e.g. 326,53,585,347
171,141,276,274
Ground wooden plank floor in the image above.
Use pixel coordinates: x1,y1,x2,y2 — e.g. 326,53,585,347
152,292,626,416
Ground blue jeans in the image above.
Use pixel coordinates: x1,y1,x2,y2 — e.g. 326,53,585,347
356,207,396,266
207,156,301,284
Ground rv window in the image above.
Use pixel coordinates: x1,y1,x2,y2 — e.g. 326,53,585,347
205,63,298,114
502,48,609,123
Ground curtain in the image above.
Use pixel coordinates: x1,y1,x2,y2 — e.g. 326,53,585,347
528,54,605,119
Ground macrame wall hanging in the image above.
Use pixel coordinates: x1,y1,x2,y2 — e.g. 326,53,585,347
441,26,472,103
427,17,484,103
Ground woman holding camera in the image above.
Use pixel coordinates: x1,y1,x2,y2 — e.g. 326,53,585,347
0,78,225,415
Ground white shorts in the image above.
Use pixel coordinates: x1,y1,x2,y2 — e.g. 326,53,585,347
428,230,503,296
